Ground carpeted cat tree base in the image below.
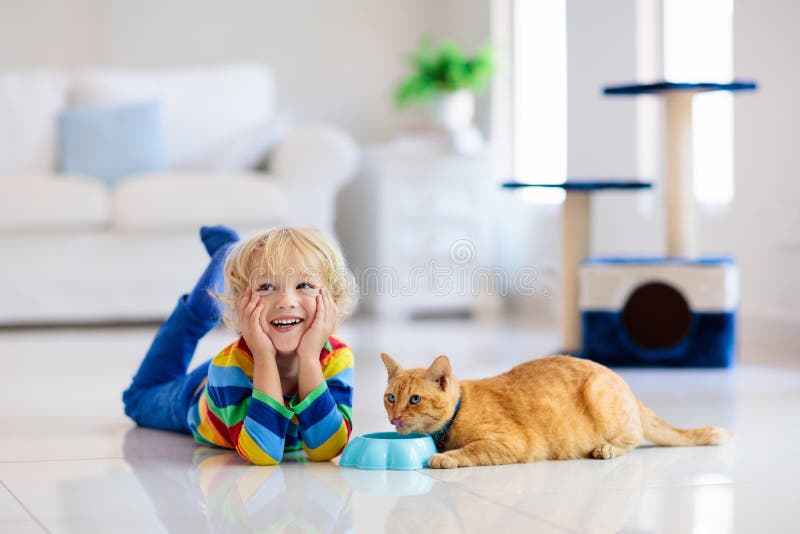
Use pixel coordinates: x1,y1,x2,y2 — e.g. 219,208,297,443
579,258,737,367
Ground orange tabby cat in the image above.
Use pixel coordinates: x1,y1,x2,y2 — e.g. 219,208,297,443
380,353,731,469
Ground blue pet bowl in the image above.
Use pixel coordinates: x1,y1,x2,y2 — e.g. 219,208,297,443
339,432,436,470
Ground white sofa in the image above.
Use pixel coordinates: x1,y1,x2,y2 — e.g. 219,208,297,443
0,64,358,325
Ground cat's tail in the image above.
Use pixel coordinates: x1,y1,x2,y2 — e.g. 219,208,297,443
637,400,732,446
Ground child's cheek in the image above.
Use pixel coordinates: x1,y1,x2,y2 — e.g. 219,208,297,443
309,294,320,317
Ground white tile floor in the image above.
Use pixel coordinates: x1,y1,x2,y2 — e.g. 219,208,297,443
1,317,798,533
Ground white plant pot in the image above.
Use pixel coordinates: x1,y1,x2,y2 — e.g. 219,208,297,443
429,89,475,132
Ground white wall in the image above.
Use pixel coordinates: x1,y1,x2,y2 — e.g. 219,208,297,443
0,0,452,143
567,0,661,260
0,0,103,68
728,0,800,327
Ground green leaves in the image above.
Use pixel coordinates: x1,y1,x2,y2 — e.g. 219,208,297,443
394,38,495,109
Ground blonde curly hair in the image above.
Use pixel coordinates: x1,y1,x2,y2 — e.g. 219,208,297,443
213,227,357,332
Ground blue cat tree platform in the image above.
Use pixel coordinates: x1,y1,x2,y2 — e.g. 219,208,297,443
504,80,757,367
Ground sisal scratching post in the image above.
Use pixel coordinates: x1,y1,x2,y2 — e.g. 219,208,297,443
560,192,591,352
665,91,697,257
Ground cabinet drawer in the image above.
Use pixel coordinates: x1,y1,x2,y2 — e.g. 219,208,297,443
384,181,477,218
390,222,480,263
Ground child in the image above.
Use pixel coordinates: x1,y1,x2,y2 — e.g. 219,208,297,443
122,225,356,465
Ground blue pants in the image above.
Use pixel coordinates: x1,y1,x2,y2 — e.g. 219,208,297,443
122,295,219,434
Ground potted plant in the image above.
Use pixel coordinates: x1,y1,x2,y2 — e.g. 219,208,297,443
394,39,494,132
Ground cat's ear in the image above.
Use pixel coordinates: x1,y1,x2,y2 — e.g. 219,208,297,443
380,353,403,379
426,355,452,391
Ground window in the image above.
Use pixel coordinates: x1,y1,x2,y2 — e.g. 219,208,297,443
663,0,735,204
503,0,567,203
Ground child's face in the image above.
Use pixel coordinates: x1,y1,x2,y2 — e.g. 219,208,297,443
250,266,325,355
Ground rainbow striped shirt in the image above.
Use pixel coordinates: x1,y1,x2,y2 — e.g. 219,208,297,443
187,336,354,465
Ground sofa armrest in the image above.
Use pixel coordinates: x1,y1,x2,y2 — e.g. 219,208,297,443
269,124,359,233
270,124,359,189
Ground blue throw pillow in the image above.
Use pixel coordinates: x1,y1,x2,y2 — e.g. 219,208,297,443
58,100,166,185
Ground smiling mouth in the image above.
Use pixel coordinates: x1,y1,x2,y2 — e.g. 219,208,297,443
270,318,304,332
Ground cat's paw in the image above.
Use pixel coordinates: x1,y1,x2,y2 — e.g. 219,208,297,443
592,444,615,459
428,453,459,469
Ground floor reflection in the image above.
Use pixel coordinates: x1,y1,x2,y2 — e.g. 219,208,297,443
340,468,434,497
427,445,734,533
122,427,353,533
121,426,737,533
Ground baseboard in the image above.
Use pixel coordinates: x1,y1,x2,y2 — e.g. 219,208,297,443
0,318,164,330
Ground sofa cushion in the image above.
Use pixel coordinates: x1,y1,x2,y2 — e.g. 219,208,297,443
0,71,68,176
71,64,277,171
111,173,289,232
270,124,359,187
58,100,166,185
208,111,293,172
0,175,109,231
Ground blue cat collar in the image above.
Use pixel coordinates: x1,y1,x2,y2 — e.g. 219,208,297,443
430,397,461,451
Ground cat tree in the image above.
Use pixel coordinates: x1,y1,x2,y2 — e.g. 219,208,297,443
505,79,756,366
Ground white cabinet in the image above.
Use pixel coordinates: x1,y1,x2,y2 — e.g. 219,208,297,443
339,145,497,319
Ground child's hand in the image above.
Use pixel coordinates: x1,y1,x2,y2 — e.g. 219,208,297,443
297,287,337,361
236,287,276,360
